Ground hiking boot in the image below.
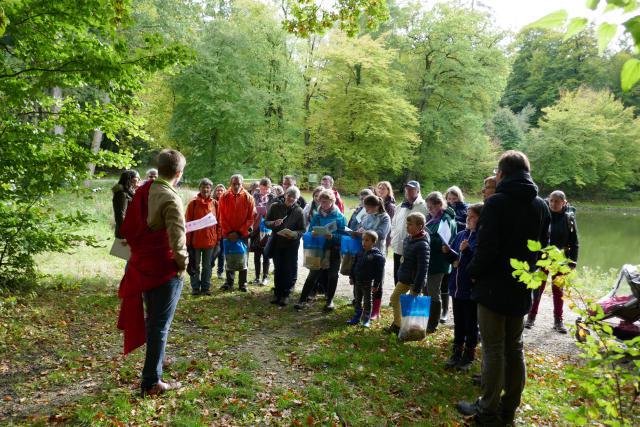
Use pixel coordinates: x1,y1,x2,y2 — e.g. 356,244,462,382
347,310,362,325
141,380,182,398
294,302,307,311
361,317,371,328
278,297,289,307
456,348,476,371
444,345,463,368
201,289,211,296
456,400,479,416
554,318,567,334
323,302,335,312
239,284,248,292
524,314,535,329
191,289,201,296
219,283,232,291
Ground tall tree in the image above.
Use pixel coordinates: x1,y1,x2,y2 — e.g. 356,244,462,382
170,0,305,182
526,87,640,194
307,32,419,191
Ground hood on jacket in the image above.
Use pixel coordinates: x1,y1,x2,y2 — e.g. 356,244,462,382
496,171,538,201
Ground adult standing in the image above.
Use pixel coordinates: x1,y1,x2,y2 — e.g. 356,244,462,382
456,151,551,426
112,170,140,240
295,189,346,312
212,184,226,280
482,176,497,201
185,178,219,296
218,174,255,292
347,189,374,231
282,175,307,209
117,149,188,397
389,181,429,284
375,181,396,253
250,177,275,286
264,186,306,306
424,191,457,333
321,175,345,213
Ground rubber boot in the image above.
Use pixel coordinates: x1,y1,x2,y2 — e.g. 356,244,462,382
220,271,234,291
427,300,442,333
370,298,382,320
347,310,362,325
456,347,476,371
554,317,567,334
238,269,248,292
440,292,449,324
444,344,463,368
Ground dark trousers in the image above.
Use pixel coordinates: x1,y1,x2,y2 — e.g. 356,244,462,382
212,241,224,274
299,247,341,304
354,281,373,318
530,274,564,319
253,247,270,279
452,298,478,349
393,253,402,284
141,275,183,389
189,247,214,292
477,304,526,418
272,243,299,298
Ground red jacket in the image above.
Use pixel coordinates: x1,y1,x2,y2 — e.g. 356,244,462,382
185,194,219,249
117,181,178,355
334,189,345,213
218,188,255,238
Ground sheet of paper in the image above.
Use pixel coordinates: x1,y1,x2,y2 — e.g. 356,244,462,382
437,220,452,244
186,213,217,233
110,238,131,261
277,228,298,238
312,220,336,235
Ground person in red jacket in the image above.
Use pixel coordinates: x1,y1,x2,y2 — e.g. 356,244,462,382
321,175,345,213
218,174,255,292
185,178,219,296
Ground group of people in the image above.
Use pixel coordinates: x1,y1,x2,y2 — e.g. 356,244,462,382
113,149,579,426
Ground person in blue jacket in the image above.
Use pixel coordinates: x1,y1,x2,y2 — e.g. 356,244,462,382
442,203,483,371
295,189,347,312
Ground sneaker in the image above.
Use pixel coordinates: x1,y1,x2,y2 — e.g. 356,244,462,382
323,302,335,312
191,289,201,296
524,314,535,329
260,277,269,286
201,289,212,296
141,380,182,398
219,283,232,291
361,318,371,328
554,318,567,334
456,348,476,371
251,278,261,285
294,302,307,311
278,297,289,307
444,347,463,368
456,400,479,416
346,312,362,325
239,284,248,292
216,271,224,280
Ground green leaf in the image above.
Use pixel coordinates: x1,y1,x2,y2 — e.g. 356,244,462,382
527,240,542,252
623,15,640,46
585,0,601,10
621,58,640,91
596,22,617,54
510,258,524,270
525,10,568,30
565,17,589,40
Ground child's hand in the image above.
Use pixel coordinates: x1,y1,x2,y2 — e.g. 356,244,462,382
460,240,469,251
441,244,449,253
409,290,420,297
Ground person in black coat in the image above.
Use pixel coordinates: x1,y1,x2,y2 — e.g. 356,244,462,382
112,170,140,238
347,230,385,328
456,151,551,426
525,190,579,333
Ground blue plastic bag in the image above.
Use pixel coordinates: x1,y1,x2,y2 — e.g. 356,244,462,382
399,295,431,342
223,238,248,271
303,232,329,270
339,235,362,275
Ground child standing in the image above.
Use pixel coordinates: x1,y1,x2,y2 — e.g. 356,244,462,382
525,190,579,334
442,203,483,370
386,212,431,336
347,230,385,328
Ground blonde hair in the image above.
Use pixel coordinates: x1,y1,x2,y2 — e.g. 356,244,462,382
376,181,394,200
445,186,464,203
406,212,426,227
318,189,336,202
362,229,379,243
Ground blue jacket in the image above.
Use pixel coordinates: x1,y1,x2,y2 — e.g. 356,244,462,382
451,201,468,231
397,232,431,294
309,207,347,247
444,229,477,300
350,247,385,286
360,212,391,252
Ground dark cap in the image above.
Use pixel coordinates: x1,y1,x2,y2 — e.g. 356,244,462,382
405,180,420,191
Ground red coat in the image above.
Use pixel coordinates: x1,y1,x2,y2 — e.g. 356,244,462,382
218,188,255,238
117,181,178,355
334,189,345,213
185,194,219,249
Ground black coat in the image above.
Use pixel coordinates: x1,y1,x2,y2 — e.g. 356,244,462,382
397,232,431,294
549,210,579,262
350,247,386,286
112,184,133,239
468,172,551,316
264,200,305,249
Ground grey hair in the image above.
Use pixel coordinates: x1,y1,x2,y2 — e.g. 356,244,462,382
283,175,297,184
426,191,448,209
285,186,300,199
199,178,213,187
322,175,334,186
230,174,244,184
146,168,158,176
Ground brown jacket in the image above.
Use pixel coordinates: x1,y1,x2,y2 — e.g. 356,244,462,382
147,180,188,272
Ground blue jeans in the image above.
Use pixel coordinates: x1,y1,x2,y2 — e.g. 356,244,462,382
189,247,214,292
141,275,183,389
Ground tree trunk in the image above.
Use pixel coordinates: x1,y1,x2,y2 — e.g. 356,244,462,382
52,87,64,135
86,93,111,182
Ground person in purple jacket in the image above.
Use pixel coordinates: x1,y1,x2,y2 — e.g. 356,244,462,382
442,203,483,371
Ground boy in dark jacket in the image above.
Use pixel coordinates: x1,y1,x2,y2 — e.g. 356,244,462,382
442,203,483,370
386,212,431,336
347,230,385,328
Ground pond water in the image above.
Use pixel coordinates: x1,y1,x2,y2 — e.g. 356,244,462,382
576,209,640,272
